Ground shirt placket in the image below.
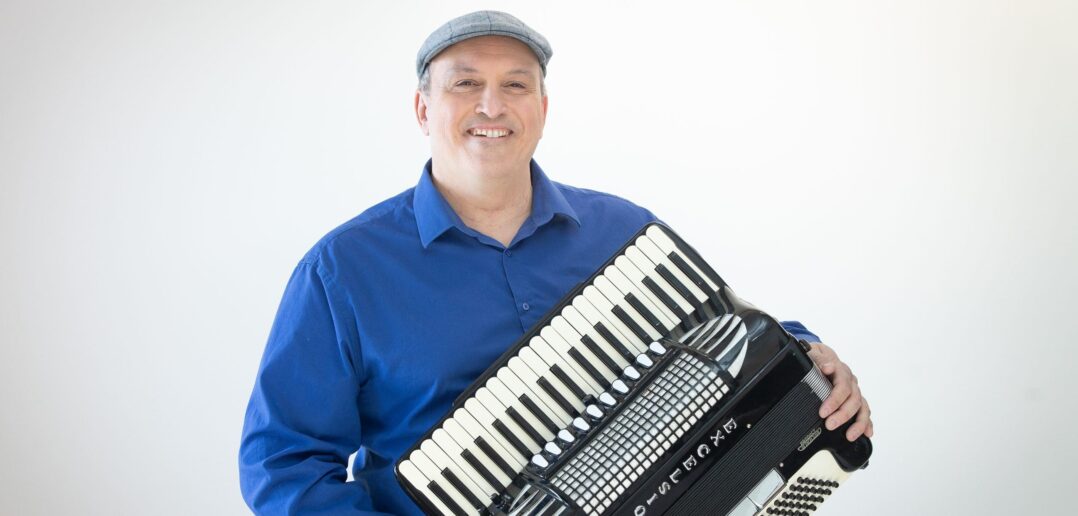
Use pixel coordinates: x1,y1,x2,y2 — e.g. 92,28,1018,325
500,245,538,332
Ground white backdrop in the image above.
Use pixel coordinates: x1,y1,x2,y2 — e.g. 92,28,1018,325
2,1,1076,514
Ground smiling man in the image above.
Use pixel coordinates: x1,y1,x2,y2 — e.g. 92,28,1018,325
239,11,871,515
415,34,549,247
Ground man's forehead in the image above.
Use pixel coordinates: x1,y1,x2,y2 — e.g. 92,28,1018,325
442,65,538,77
430,37,542,76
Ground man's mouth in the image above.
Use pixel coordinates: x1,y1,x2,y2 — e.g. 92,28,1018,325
467,128,512,138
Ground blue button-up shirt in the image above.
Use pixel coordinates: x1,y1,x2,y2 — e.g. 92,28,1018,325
239,160,820,515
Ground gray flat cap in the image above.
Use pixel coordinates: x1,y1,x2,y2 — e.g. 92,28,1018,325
416,10,552,78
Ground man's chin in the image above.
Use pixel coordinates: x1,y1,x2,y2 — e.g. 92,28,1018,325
460,153,530,174
466,149,519,164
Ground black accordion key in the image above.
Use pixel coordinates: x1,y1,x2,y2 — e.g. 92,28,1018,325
568,348,608,388
519,395,560,435
550,364,587,401
593,322,635,362
537,377,578,417
493,420,532,458
429,480,469,516
581,335,621,377
440,469,485,511
505,406,545,446
610,305,650,344
642,275,688,320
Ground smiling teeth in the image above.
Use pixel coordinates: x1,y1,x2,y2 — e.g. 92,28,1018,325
471,128,510,138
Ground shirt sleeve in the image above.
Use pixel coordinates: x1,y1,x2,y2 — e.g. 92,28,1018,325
780,320,822,344
239,261,389,515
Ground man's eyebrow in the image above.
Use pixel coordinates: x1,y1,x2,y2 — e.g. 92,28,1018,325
446,66,480,74
445,66,536,77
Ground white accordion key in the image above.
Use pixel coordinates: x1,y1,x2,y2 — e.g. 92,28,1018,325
561,305,630,370
645,225,720,293
635,234,710,304
443,419,511,489
492,373,556,442
571,294,643,356
612,255,679,328
475,387,541,452
624,246,696,314
528,336,596,403
408,449,478,514
485,378,551,447
420,439,493,503
580,285,648,352
601,266,668,338
399,460,458,516
462,399,528,467
593,275,658,342
550,316,617,383
455,407,525,469
518,347,586,414
506,357,573,426
539,327,605,393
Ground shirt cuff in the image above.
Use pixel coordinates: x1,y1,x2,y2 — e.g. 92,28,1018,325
780,320,821,344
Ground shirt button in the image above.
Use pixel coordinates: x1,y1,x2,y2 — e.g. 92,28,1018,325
522,302,530,311
504,249,512,257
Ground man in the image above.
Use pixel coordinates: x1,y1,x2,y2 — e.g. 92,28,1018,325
239,11,872,515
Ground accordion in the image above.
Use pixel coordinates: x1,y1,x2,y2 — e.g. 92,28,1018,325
395,223,872,515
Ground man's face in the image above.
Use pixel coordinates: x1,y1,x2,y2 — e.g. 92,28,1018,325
415,36,548,179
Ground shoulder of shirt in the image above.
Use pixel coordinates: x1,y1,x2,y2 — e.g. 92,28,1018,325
296,188,415,268
552,181,658,220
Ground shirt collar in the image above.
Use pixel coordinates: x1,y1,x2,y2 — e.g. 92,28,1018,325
413,159,581,248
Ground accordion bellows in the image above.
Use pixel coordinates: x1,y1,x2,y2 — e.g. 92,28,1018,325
395,223,872,515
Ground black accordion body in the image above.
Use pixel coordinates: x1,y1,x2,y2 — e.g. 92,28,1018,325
395,223,872,515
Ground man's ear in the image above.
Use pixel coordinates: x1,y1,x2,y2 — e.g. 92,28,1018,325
414,90,430,136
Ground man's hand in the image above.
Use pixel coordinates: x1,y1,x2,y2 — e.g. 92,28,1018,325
807,342,873,442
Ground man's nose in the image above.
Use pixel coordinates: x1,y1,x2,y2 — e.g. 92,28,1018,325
475,85,507,118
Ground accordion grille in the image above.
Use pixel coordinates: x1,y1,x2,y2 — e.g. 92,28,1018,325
550,352,728,514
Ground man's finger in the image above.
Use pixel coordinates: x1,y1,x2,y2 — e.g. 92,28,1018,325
808,342,841,378
807,343,832,363
819,366,852,418
825,385,861,430
845,401,871,441
861,399,874,438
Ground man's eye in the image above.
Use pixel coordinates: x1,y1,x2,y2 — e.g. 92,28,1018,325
507,82,526,89
456,80,478,87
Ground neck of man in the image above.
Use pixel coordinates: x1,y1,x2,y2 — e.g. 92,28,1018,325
431,161,533,248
